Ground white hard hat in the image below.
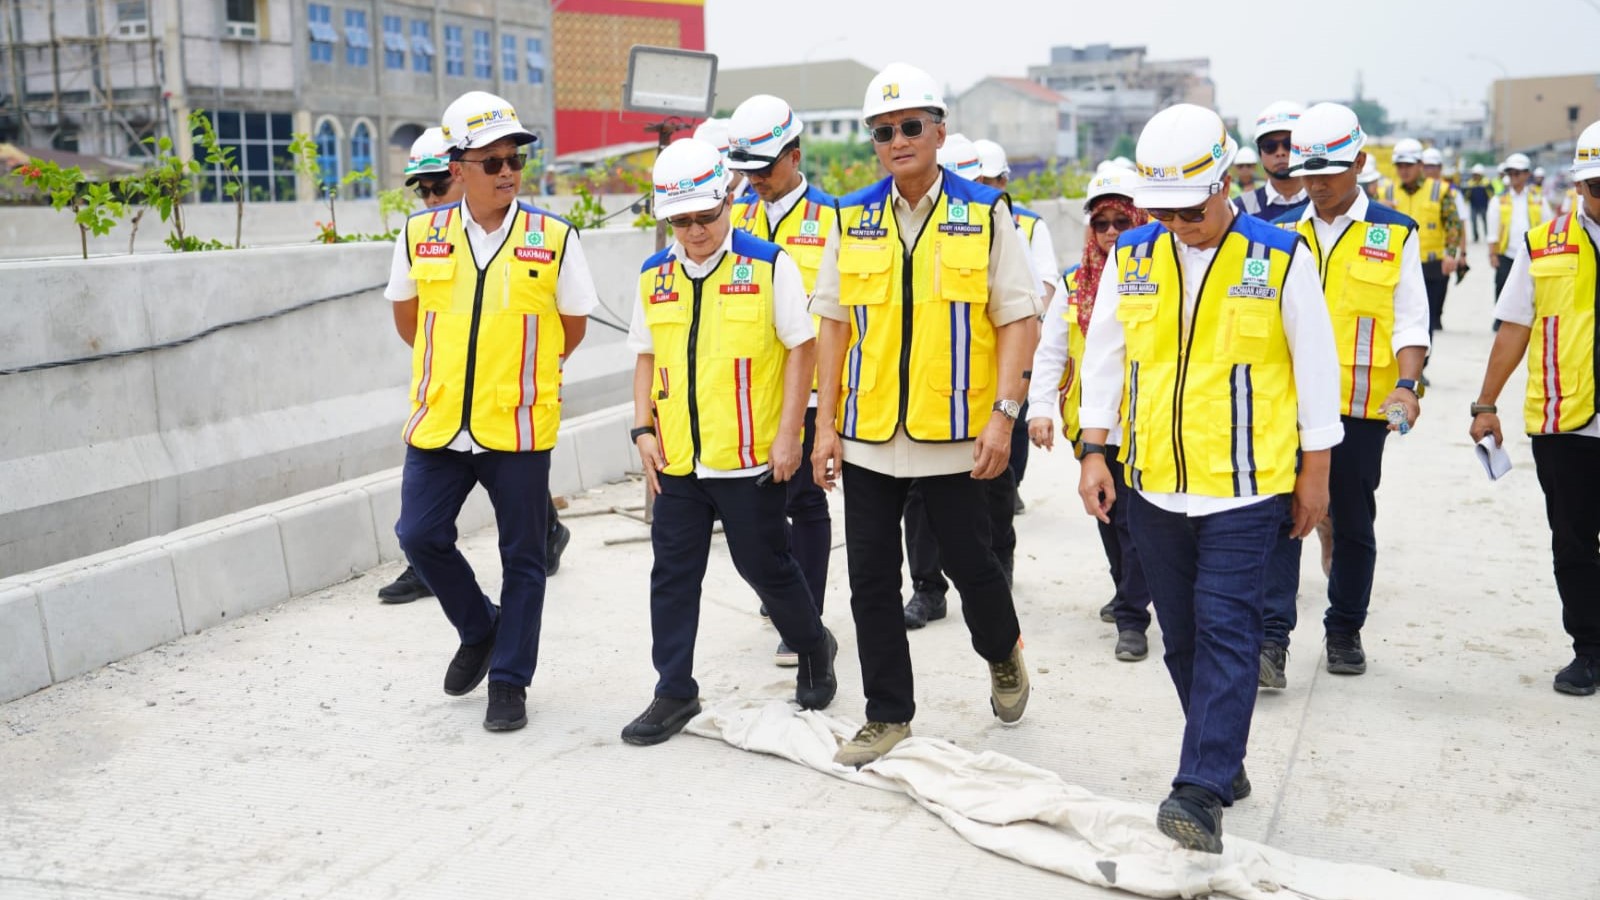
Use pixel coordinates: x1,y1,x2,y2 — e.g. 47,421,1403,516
937,133,981,181
725,95,804,170
1533,166,1546,177
863,62,946,122
1421,147,1444,166
1253,100,1304,140
1234,146,1259,166
1392,138,1424,164
1133,103,1236,208
973,139,1010,178
652,138,728,220
1573,120,1600,181
1083,166,1140,211
1357,154,1381,185
1472,163,1486,175
404,127,451,183
1111,156,1135,171
1504,152,1532,172
440,91,536,151
1289,103,1365,176
693,118,731,158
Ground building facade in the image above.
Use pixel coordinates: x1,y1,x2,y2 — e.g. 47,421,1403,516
1488,72,1600,157
949,77,1077,163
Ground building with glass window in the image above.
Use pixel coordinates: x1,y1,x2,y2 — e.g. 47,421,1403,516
0,0,555,201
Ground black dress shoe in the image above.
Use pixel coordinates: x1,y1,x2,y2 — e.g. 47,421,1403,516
621,696,701,746
443,617,498,696
795,628,838,710
904,591,947,629
484,681,527,731
1158,785,1224,854
378,565,434,604
1554,655,1599,696
546,522,571,576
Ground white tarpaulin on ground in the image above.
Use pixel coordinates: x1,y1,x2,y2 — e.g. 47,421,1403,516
687,700,1528,900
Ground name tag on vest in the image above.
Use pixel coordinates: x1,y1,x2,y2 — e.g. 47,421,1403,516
1531,243,1577,259
1117,283,1158,295
719,284,762,294
937,224,984,235
649,292,679,304
415,242,450,258
846,227,887,238
1358,246,1395,262
515,247,556,263
1226,285,1279,299
786,235,826,247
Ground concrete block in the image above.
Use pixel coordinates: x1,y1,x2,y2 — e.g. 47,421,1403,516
33,549,183,682
573,412,635,490
0,584,51,702
549,436,583,498
362,476,404,563
166,517,291,633
271,492,379,596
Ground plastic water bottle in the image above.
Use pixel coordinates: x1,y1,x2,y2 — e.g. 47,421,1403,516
1384,404,1411,435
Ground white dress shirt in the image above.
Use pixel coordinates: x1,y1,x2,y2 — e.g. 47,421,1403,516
762,176,810,229
384,197,600,453
627,228,816,477
1488,187,1552,257
1300,190,1432,356
1079,211,1344,516
1492,206,1600,439
1027,270,1122,445
1025,217,1066,301
1265,181,1308,207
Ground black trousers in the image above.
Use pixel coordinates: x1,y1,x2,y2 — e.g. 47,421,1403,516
903,469,1016,598
648,472,825,699
1495,254,1514,302
1009,399,1031,487
784,407,831,614
843,463,1022,723
1422,261,1448,335
1098,449,1152,633
1532,436,1600,658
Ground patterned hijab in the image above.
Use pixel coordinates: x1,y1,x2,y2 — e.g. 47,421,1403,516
1077,195,1146,332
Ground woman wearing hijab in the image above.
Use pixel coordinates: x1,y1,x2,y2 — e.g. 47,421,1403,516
1027,166,1153,662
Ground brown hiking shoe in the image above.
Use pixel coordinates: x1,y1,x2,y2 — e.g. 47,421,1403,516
833,721,911,768
989,641,1030,724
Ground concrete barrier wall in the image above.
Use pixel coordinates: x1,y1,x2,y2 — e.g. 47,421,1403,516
0,403,637,703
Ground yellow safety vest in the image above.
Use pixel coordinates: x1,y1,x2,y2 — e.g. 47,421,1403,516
1014,206,1041,243
1523,215,1600,435
835,175,1002,443
732,185,838,293
1113,216,1300,497
1497,187,1546,256
1381,178,1450,262
637,229,789,476
1296,208,1415,420
403,202,570,452
1058,264,1085,447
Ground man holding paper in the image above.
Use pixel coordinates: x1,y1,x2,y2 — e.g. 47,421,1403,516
1470,120,1600,698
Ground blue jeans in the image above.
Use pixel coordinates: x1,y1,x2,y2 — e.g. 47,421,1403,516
1128,491,1287,804
396,445,550,687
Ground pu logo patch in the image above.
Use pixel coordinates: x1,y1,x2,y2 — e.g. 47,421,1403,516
882,83,900,101
651,264,679,303
1117,255,1157,294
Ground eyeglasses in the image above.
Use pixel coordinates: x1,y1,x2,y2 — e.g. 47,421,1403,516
667,202,725,230
413,180,453,200
457,154,526,175
1583,179,1600,198
1089,216,1134,234
1147,203,1209,224
1256,136,1291,155
869,117,936,144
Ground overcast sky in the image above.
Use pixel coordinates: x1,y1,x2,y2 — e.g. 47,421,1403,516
704,0,1595,126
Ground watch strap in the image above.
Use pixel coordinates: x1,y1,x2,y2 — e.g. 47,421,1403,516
629,425,655,442
1080,442,1108,457
1470,403,1497,416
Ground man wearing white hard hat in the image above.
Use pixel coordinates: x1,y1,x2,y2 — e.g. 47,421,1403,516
1233,101,1309,221
1533,166,1547,189
810,62,1039,768
386,91,599,733
1230,145,1259,198
1382,139,1465,341
724,93,838,667
1465,163,1492,242
1028,165,1155,661
694,118,747,198
1471,120,1600,697
1489,152,1550,302
1076,103,1341,853
1261,103,1429,692
623,138,837,745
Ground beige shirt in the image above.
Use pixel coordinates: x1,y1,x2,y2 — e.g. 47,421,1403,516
811,172,1043,477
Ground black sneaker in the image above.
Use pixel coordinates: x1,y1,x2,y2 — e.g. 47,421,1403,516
378,565,433,604
621,695,701,746
443,617,497,696
1554,655,1599,696
759,603,770,619
484,681,527,732
546,522,571,577
1114,629,1148,662
1157,785,1224,854
1326,631,1367,675
795,628,838,710
903,591,947,629
1013,491,1026,515
1259,642,1288,690
1232,766,1251,801
1098,599,1117,623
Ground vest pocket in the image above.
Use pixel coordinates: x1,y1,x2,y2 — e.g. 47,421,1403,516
839,242,893,307
718,301,769,358
1116,296,1159,359
1530,255,1581,314
937,237,989,305
1343,260,1400,315
1213,302,1272,363
411,259,460,313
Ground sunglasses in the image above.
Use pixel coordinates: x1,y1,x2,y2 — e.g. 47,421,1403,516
1147,204,1209,224
1090,216,1135,234
458,154,526,175
667,202,724,230
729,149,784,177
869,117,936,144
1256,136,1291,155
1583,179,1600,198
413,180,453,200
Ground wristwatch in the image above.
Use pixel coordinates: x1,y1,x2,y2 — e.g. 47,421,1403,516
992,399,1021,421
629,425,655,442
1470,403,1497,416
1080,442,1108,457
1396,378,1423,399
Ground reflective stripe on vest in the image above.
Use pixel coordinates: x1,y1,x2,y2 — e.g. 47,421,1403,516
835,176,1001,443
1383,178,1448,262
1058,265,1084,446
1112,220,1299,497
637,232,788,475
1296,215,1412,420
1523,215,1600,434
403,202,569,451
1497,187,1546,255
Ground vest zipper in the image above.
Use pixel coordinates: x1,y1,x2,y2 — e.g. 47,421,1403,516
687,276,706,464
897,247,913,427
1170,222,1237,492
460,269,488,436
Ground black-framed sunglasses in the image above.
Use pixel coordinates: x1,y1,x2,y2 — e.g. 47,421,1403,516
458,154,526,175
1089,216,1135,234
869,117,936,144
413,180,453,200
1148,203,1209,224
1256,136,1291,155
1583,179,1600,198
666,200,725,230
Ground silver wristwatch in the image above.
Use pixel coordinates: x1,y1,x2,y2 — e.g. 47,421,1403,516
992,399,1021,420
